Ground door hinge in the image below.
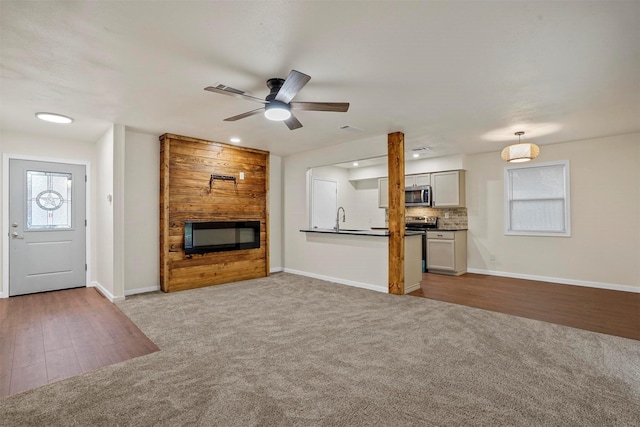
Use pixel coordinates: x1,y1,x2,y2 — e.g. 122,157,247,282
85,219,87,226
85,175,87,182
85,264,87,271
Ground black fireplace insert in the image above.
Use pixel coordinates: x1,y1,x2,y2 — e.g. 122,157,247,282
184,221,260,255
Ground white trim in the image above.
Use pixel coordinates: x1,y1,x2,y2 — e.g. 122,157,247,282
405,282,421,294
284,268,389,294
90,280,125,302
504,160,571,237
270,266,284,273
466,268,640,294
124,285,160,296
2,154,91,299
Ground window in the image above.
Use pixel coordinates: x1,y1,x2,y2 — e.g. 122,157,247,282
504,161,570,236
26,170,73,230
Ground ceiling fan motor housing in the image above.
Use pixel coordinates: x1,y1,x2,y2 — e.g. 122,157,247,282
265,78,285,102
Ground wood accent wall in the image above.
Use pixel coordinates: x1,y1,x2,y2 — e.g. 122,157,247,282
159,133,270,293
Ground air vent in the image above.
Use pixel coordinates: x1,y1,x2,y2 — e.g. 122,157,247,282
213,83,245,95
410,146,432,152
339,125,364,132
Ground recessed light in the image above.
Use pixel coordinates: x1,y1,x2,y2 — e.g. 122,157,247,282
413,153,420,158
35,112,74,124
352,162,359,167
230,137,241,143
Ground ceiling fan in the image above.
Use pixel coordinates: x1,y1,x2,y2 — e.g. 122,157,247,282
204,70,349,130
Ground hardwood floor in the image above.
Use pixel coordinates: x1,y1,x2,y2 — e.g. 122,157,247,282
409,272,640,341
0,287,158,398
2,275,636,399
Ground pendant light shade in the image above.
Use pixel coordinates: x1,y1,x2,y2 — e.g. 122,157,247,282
501,132,540,162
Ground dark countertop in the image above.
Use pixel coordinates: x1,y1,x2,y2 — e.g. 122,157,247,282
300,229,426,237
425,228,468,232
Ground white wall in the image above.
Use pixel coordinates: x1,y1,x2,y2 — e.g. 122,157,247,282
353,178,386,229
284,135,388,278
95,126,115,298
0,129,97,298
123,130,160,294
0,128,281,298
309,166,358,230
465,132,640,291
284,132,639,292
269,154,283,272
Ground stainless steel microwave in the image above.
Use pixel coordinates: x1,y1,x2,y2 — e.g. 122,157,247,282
405,185,432,207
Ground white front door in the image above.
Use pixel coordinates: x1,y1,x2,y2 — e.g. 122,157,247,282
9,159,86,296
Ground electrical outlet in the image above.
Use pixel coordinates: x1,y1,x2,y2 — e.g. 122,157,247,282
444,212,450,219
489,253,496,262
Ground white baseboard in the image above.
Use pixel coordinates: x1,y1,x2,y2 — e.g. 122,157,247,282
284,268,389,294
270,267,284,273
90,281,125,302
404,282,421,294
466,268,640,294
0,291,5,299
124,285,160,296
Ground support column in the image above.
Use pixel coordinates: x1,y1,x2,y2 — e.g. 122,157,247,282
388,132,405,295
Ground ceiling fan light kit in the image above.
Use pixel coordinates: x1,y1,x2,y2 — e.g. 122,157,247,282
264,101,291,121
205,69,349,130
501,131,540,163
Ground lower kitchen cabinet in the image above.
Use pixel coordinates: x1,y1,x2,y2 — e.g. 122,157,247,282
426,230,467,275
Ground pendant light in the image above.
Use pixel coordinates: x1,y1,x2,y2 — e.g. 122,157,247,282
501,131,540,163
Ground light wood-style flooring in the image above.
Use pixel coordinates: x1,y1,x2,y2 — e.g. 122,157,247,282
0,287,158,398
409,272,640,341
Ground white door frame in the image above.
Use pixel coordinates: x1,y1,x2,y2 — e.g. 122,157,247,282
2,153,92,298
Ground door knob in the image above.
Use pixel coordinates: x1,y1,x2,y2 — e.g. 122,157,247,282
11,223,18,228
10,232,23,239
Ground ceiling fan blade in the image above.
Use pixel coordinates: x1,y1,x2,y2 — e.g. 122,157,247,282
275,70,311,104
290,102,350,112
204,86,267,104
223,107,264,122
284,114,303,130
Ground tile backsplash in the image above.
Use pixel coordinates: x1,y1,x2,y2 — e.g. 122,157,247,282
385,207,468,230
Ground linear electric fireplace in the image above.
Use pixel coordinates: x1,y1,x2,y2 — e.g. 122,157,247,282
184,221,260,255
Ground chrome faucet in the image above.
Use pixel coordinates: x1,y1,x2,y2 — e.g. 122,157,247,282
335,206,346,231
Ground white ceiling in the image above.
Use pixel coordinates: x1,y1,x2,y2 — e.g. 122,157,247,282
1,1,639,158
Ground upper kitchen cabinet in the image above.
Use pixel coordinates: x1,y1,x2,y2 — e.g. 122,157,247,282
405,173,431,187
378,177,389,208
432,170,466,207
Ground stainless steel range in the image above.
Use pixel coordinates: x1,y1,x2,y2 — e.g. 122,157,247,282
405,216,438,272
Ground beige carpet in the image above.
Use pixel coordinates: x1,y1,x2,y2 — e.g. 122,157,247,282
1,272,639,426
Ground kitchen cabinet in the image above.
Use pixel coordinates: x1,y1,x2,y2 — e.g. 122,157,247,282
378,177,389,208
426,230,467,275
405,173,431,187
432,170,465,207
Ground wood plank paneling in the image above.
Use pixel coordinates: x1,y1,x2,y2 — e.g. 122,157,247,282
159,133,270,293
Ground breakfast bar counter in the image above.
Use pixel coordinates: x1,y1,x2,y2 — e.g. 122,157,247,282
298,229,423,294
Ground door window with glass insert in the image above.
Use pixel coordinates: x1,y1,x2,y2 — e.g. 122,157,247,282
27,170,73,229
